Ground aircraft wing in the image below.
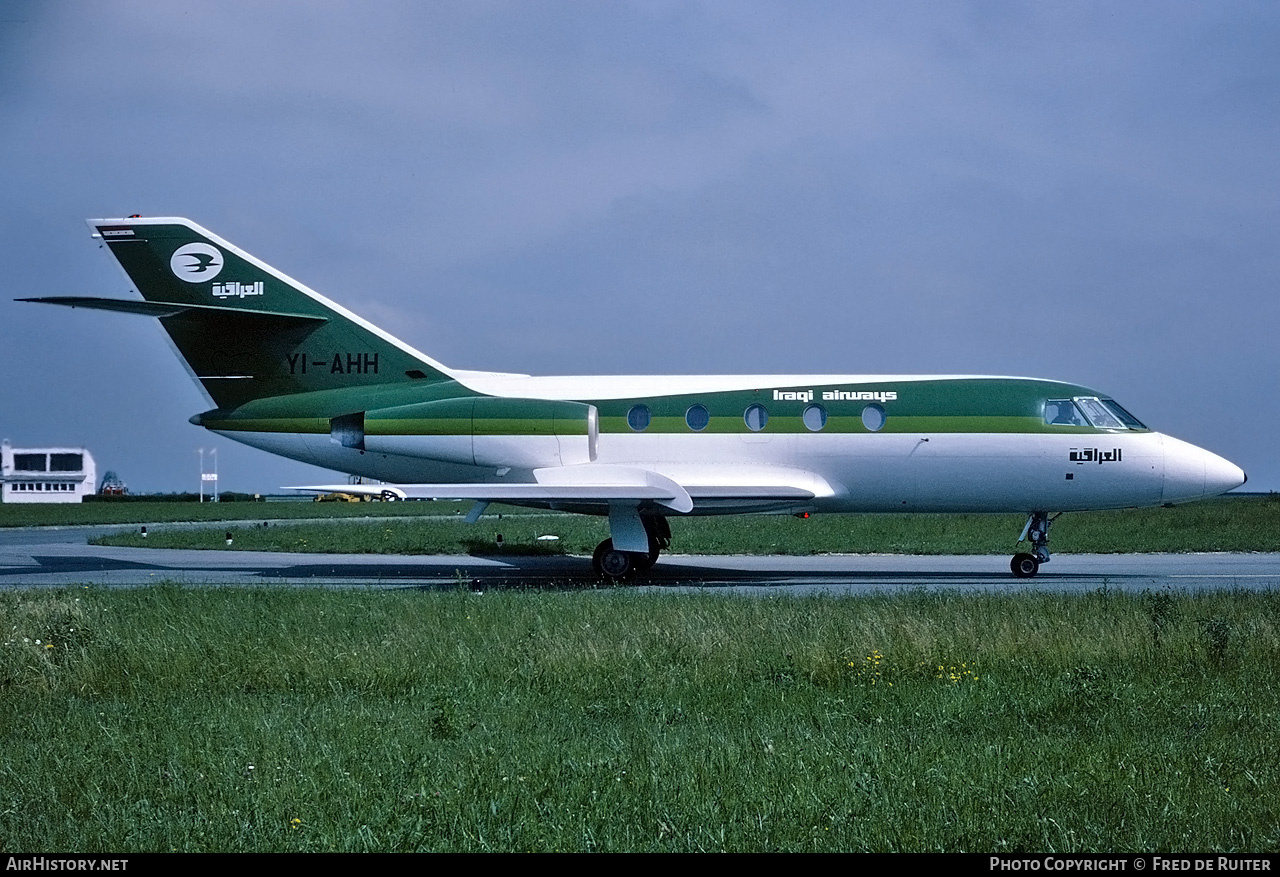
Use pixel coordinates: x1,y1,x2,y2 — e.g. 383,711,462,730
289,465,830,513
292,465,695,512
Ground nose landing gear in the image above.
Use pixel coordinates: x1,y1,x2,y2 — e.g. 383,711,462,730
1011,511,1059,578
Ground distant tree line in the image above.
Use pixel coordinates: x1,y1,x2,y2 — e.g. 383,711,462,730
84,492,266,503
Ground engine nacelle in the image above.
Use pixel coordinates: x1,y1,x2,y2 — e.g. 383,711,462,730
339,396,598,469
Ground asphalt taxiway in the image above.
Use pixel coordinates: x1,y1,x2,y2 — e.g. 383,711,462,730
1,524,1278,593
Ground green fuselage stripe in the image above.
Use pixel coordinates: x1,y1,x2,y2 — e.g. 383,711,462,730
198,377,1146,437
206,414,1122,436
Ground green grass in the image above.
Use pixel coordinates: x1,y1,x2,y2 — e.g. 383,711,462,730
3,586,1279,851
0,498,483,528
89,494,1280,555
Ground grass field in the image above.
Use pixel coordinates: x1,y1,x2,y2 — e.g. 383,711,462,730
84,494,1280,556
0,498,471,528
3,585,1278,852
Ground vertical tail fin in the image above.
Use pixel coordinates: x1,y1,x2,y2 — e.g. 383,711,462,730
74,217,454,409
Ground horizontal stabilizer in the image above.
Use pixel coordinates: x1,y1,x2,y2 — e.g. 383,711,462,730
18,296,328,325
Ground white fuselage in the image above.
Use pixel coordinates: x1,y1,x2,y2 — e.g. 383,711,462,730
215,373,1245,516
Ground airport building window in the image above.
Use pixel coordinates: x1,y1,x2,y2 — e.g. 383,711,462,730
626,405,651,432
802,404,827,432
14,454,46,472
685,404,710,432
862,404,886,432
49,453,83,472
744,404,768,432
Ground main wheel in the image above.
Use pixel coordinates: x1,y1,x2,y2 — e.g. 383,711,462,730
1010,553,1040,578
629,536,662,573
593,539,633,579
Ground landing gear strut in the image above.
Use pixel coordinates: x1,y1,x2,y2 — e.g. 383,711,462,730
593,515,670,580
1011,511,1058,578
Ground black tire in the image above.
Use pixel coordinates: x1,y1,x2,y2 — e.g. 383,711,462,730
1010,553,1040,578
630,537,661,574
593,539,633,579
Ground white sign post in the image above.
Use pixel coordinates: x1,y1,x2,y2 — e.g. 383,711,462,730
198,448,219,502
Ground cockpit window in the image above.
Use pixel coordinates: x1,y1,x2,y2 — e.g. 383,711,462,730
1075,397,1126,430
1101,400,1146,430
1045,399,1087,427
1047,396,1146,430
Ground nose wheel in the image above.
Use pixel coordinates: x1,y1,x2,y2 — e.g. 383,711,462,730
1010,511,1059,578
1011,552,1040,578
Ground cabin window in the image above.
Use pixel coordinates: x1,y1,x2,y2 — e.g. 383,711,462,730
744,404,768,432
626,405,651,432
802,404,827,432
861,404,886,432
685,404,710,432
1044,399,1087,427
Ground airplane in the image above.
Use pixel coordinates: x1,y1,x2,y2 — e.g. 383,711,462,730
21,216,1247,579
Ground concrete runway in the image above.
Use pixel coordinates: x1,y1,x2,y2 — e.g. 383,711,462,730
2,523,1279,593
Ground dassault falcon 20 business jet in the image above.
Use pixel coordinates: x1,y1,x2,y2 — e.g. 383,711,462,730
23,217,1246,578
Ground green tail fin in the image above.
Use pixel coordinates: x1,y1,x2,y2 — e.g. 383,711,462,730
73,217,454,409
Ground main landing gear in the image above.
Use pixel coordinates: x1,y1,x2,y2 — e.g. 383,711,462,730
1010,511,1060,578
593,515,671,580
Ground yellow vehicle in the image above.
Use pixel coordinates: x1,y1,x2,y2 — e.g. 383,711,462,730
312,492,367,503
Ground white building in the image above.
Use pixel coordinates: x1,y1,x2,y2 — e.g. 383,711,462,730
1,439,97,503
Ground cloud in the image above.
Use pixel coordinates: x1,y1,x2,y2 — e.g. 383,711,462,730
2,1,1276,490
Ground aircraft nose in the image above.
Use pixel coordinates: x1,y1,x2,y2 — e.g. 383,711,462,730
1161,434,1247,504
1205,451,1247,496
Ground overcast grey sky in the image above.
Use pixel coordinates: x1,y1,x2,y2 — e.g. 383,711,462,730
2,1,1277,494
